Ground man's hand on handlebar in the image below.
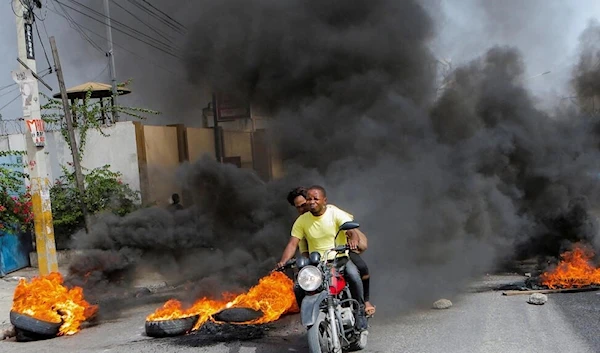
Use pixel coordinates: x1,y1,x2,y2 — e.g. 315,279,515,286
274,258,296,272
274,261,286,271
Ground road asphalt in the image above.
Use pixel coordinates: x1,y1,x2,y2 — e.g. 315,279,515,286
0,271,598,353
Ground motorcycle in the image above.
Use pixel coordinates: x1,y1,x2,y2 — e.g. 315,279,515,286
279,221,369,353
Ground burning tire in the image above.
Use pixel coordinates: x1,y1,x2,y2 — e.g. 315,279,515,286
9,311,61,337
145,315,199,338
213,307,264,323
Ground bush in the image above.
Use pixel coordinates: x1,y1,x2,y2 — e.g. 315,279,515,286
51,165,140,248
0,153,32,233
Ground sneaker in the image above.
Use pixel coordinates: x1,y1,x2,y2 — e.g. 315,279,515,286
356,310,368,331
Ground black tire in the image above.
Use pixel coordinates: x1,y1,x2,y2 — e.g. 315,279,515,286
14,327,56,342
213,307,263,323
145,315,199,338
307,312,332,353
10,311,61,337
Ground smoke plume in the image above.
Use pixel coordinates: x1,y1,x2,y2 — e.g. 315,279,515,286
68,0,600,318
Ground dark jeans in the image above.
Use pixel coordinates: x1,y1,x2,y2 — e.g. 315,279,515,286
293,256,365,308
349,251,370,302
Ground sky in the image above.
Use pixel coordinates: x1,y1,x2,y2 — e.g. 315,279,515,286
0,0,599,135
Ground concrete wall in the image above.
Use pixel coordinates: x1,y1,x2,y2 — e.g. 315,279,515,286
46,121,140,192
0,121,141,194
0,136,9,151
140,125,180,206
187,127,215,162
222,131,253,169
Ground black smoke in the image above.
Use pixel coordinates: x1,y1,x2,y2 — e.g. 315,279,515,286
69,157,300,302
68,1,600,318
181,0,600,312
572,19,600,114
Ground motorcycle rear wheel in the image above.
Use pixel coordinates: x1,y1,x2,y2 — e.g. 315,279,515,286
307,312,334,353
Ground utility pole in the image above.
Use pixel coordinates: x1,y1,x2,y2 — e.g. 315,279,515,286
49,37,91,233
103,0,118,122
13,0,58,275
211,93,223,162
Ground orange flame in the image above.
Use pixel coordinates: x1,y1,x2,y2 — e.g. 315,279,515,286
147,271,299,330
540,244,600,289
11,272,98,336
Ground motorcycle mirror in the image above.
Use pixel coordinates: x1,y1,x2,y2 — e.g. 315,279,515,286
296,256,310,269
338,221,360,231
309,251,321,264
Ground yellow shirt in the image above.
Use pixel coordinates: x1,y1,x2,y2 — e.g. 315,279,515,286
292,204,354,259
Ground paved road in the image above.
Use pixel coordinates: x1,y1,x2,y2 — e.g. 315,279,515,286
1,275,598,353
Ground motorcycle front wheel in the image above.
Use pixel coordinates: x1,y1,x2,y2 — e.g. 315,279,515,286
307,312,334,353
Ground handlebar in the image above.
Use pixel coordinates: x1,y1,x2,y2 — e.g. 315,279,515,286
332,244,350,252
275,258,296,272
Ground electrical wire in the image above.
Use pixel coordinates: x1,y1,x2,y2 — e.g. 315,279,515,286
0,87,20,99
50,1,105,53
140,0,187,31
125,0,186,35
34,21,53,73
0,68,52,97
58,0,181,53
110,0,173,43
92,62,109,81
46,6,185,78
52,0,182,59
0,94,22,112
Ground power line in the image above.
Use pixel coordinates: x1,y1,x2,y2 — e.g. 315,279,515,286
110,0,174,43
49,1,105,53
57,0,181,54
125,0,186,35
140,0,187,31
0,83,17,93
0,86,20,99
92,62,109,81
34,20,53,73
0,94,22,113
0,68,52,96
52,0,182,60
47,7,185,78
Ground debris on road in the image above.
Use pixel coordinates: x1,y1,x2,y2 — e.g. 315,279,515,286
1,325,15,340
502,286,600,296
432,299,452,309
527,293,548,305
2,276,26,282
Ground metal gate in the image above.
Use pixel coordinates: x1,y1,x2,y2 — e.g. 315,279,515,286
0,230,33,276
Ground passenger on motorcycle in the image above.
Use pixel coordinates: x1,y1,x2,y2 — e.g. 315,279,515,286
277,185,368,330
286,186,376,316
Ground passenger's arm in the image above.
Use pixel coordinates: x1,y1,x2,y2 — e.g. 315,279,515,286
347,228,368,252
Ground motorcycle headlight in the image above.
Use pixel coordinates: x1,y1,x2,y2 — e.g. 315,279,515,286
297,265,322,291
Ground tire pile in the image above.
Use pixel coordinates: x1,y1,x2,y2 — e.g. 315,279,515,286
145,307,264,338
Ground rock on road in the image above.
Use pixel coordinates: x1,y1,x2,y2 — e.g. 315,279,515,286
1,275,597,353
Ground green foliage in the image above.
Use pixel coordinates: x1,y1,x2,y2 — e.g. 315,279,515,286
0,151,32,233
51,165,140,247
39,81,157,247
41,81,160,161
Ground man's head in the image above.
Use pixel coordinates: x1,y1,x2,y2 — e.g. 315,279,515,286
306,185,327,216
171,193,180,204
287,187,308,215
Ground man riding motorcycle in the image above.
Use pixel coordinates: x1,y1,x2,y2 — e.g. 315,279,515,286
277,185,368,330
286,186,376,316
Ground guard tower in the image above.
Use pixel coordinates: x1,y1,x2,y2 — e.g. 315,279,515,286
52,81,131,125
